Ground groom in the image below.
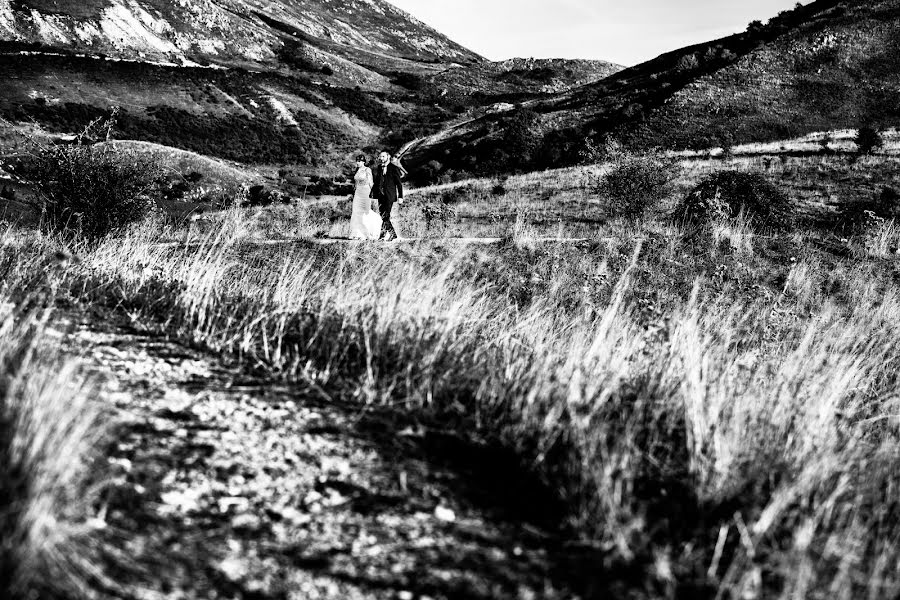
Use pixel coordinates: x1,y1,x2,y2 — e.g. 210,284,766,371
370,151,404,241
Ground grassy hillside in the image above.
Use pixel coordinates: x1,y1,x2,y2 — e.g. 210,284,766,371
405,0,900,180
0,53,358,165
431,58,624,103
621,1,900,150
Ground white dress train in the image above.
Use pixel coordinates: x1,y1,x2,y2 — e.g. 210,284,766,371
349,167,382,240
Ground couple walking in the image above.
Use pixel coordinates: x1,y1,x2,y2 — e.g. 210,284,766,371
349,151,405,241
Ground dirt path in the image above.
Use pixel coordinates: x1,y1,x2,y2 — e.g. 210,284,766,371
67,319,594,600
153,237,599,250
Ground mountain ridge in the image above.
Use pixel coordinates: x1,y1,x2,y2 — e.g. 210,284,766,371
0,0,482,71
404,0,900,181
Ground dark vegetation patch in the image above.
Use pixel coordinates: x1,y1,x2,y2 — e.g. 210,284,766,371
675,171,795,230
3,102,351,165
322,86,394,124
837,185,900,234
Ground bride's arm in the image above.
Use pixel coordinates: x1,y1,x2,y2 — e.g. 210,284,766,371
366,167,373,187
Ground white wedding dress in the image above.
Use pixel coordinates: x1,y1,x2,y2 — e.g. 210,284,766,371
349,167,382,240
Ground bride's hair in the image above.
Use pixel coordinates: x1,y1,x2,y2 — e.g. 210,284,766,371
356,154,367,164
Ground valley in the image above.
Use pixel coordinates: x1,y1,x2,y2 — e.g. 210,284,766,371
4,0,900,599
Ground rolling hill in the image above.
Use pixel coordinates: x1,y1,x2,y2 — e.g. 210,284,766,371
0,0,631,185
0,0,488,174
405,0,900,181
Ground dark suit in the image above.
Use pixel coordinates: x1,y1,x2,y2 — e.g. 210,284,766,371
370,163,404,239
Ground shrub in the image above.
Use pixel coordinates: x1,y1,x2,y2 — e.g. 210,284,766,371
595,154,679,219
856,124,884,155
251,185,289,205
441,184,475,204
578,135,624,165
676,52,700,72
501,108,540,168
420,200,456,231
22,117,161,241
836,186,900,233
675,171,794,229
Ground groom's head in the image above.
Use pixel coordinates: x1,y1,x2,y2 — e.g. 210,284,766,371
378,151,390,165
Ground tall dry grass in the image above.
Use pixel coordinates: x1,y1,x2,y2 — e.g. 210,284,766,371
0,240,107,599
65,208,900,597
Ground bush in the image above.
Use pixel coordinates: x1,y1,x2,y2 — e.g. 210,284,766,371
578,135,624,165
676,53,700,72
420,200,456,231
856,124,884,155
22,117,161,241
595,154,678,219
675,171,794,229
501,108,540,168
836,186,900,233
441,184,475,204
247,185,288,206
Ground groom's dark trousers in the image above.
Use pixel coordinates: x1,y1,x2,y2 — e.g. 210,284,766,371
371,163,404,239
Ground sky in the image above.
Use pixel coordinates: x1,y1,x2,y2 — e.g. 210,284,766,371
385,0,804,66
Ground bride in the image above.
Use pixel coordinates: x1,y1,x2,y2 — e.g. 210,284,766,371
349,155,382,240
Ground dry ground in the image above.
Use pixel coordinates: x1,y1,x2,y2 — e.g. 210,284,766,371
67,315,585,600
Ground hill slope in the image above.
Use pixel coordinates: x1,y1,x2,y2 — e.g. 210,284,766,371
433,58,624,99
619,0,900,150
0,0,481,71
0,0,629,181
406,0,900,180
0,0,487,175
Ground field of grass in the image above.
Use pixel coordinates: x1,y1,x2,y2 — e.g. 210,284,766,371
5,139,900,598
207,147,900,241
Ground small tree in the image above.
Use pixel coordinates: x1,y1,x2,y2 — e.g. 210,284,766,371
22,114,161,241
856,123,883,155
676,53,700,72
501,108,540,168
746,20,765,34
596,153,679,219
